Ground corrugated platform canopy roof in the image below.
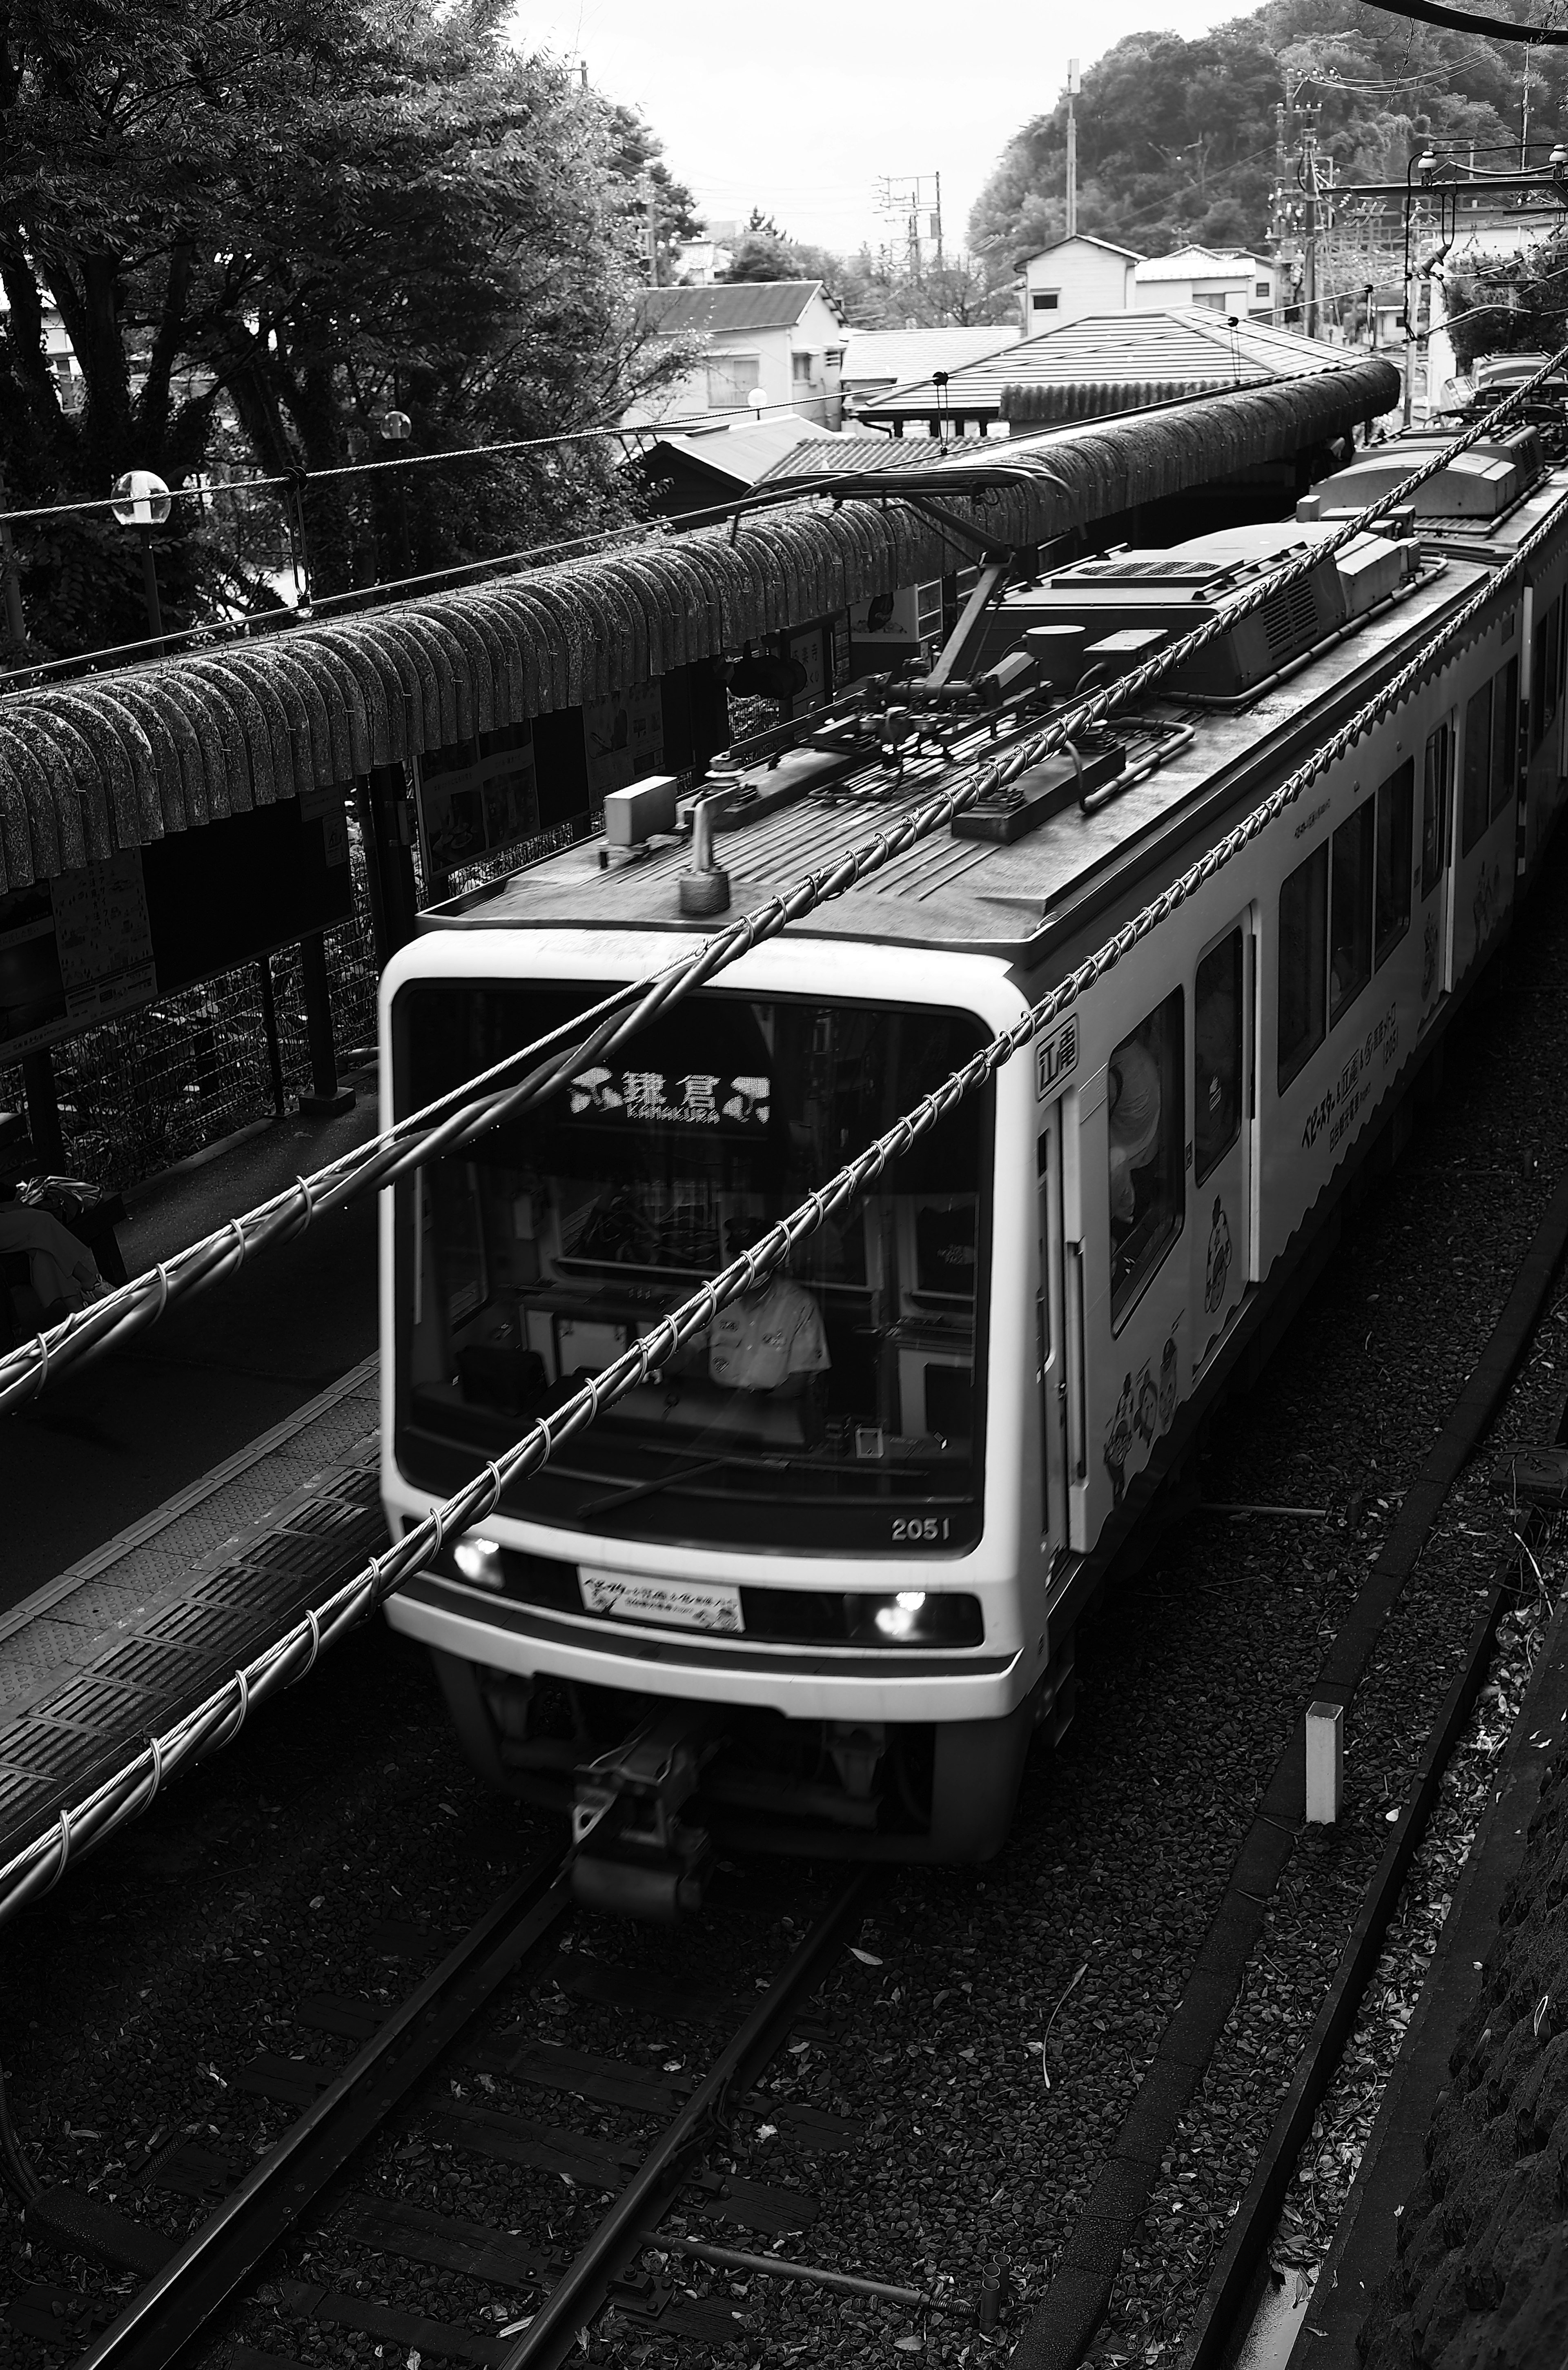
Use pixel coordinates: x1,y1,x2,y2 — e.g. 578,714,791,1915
635,281,830,336
858,311,1379,428
0,357,1398,894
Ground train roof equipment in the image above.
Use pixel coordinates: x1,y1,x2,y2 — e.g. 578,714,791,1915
1295,423,1544,524
419,493,1500,967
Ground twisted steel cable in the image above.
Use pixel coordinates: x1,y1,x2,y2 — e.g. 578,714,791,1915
2,343,1564,1421
0,474,1560,1933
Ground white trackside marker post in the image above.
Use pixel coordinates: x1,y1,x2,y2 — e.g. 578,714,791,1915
1306,1701,1343,1824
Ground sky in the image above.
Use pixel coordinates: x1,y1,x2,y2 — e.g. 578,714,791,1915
510,0,1243,261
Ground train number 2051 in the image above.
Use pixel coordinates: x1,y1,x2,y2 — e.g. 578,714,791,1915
892,1517,952,1542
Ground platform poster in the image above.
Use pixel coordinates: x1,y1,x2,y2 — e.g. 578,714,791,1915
414,723,538,879
583,680,664,800
0,850,158,1062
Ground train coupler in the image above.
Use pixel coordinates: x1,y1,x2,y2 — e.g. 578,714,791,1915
569,1706,725,1920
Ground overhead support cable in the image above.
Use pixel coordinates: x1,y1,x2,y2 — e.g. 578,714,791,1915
1,342,1565,1421
1359,0,1568,39
0,471,1561,1934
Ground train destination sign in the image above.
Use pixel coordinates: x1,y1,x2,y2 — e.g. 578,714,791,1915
565,1067,773,1126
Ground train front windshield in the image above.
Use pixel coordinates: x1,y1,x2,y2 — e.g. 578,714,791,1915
394,983,992,1551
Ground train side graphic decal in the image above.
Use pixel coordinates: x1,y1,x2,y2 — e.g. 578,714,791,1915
1104,1315,1185,1508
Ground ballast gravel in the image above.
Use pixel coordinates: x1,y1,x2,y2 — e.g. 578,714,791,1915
7,847,1568,2370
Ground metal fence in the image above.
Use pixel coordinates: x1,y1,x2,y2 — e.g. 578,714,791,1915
0,804,610,1194
0,853,381,1193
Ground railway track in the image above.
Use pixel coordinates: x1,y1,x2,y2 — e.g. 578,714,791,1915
11,844,1568,2370
11,1858,956,2370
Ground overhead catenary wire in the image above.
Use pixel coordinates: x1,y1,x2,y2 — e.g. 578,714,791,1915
0,460,1561,1935
1,342,1563,1421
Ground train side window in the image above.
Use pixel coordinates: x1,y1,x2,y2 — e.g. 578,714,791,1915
1277,844,1327,1091
1329,800,1374,1025
1461,683,1492,855
1490,657,1519,822
1375,759,1414,968
1420,720,1451,900
1194,931,1242,1185
1108,987,1184,1329
1532,597,1561,751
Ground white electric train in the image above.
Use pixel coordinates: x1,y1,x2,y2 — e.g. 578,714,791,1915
378,402,1568,1911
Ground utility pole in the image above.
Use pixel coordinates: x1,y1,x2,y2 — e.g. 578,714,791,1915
1066,59,1080,239
1272,99,1289,326
877,174,942,315
1301,102,1322,339
643,175,659,287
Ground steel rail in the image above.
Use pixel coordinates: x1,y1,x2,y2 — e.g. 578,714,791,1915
74,1851,574,2370
2,344,1563,1420
1174,1577,1515,2370
1,473,1566,1934
501,1868,878,2370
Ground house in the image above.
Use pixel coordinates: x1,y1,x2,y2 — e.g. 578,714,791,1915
840,326,1019,417
1132,246,1275,321
627,281,849,430
1017,235,1143,330
672,227,737,285
0,292,84,411
630,414,841,519
852,310,1369,438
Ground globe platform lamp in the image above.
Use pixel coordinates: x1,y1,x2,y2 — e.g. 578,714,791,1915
379,406,413,579
110,469,172,655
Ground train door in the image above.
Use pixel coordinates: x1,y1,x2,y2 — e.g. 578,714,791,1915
1191,918,1252,1367
1418,708,1455,1020
1037,1114,1069,1557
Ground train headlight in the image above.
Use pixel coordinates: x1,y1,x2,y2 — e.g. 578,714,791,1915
873,1590,928,1639
847,1590,982,1645
453,1535,506,1591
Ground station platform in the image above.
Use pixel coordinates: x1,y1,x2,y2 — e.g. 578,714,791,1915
0,1356,388,1873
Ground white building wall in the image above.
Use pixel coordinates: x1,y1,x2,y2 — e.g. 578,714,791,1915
1022,241,1138,330
1131,258,1275,320
645,291,846,427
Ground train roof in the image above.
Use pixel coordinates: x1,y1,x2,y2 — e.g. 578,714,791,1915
422,492,1545,974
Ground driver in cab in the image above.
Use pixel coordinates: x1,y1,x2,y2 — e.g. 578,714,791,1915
707,1266,829,1396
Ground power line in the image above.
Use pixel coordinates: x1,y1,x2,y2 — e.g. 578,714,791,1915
4,359,1568,1928
0,348,1560,1415
0,404,879,689
0,392,839,535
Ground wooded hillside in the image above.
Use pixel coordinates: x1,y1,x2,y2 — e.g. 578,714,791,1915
970,1,1568,264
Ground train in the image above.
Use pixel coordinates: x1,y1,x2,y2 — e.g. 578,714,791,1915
377,380,1568,1914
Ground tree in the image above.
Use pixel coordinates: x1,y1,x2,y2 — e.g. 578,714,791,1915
0,0,690,657
967,0,1554,278
1447,231,1568,371
606,105,703,285
721,225,844,290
